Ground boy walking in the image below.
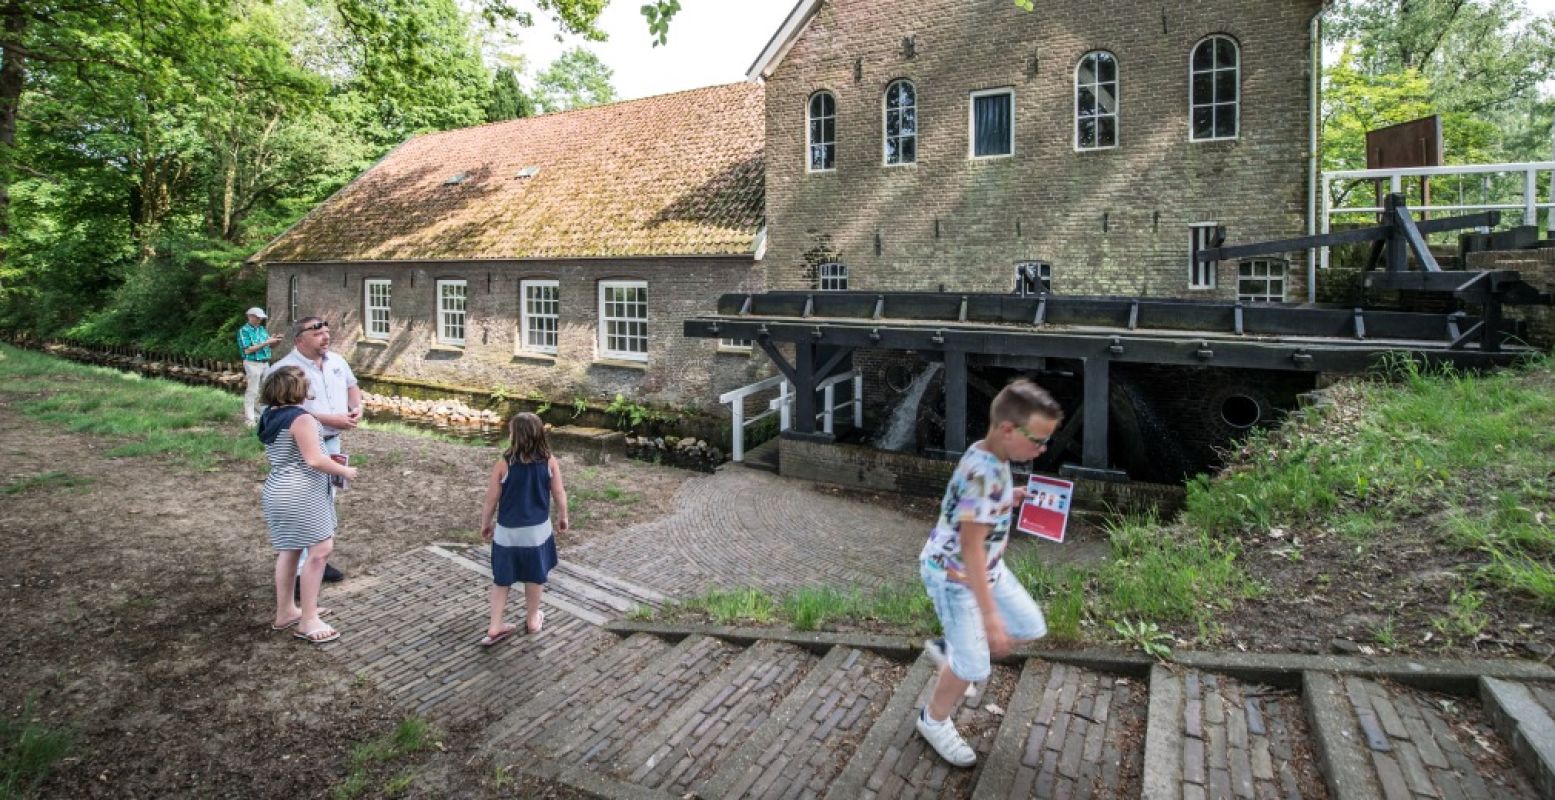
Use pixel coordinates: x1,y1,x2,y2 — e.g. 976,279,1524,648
915,379,1063,767
238,308,281,426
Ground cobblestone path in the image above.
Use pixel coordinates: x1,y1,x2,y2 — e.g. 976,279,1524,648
562,467,929,595
321,539,1555,799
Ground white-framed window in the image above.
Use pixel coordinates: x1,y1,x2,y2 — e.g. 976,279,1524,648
1075,52,1118,150
1189,223,1219,289
598,280,648,361
1190,35,1239,141
363,279,391,339
818,262,849,291
807,92,836,172
883,79,917,166
288,274,300,322
1238,260,1286,303
519,279,559,354
969,88,1014,159
719,338,753,351
436,279,467,345
1014,261,1052,293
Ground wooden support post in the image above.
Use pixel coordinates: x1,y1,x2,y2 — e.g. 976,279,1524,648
1083,356,1109,470
944,350,967,455
793,342,818,434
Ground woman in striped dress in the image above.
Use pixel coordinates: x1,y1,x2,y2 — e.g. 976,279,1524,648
258,366,358,644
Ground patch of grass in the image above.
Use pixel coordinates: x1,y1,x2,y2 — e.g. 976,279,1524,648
0,704,74,798
0,343,257,469
1371,617,1399,649
1088,513,1256,632
674,588,777,625
2,471,93,495
1334,509,1387,543
1432,587,1491,641
568,482,643,529
335,717,437,800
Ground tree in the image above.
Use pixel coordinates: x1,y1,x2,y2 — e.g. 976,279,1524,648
484,66,532,122
533,47,615,114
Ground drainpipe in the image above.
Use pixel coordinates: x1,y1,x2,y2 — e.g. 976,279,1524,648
1307,5,1326,304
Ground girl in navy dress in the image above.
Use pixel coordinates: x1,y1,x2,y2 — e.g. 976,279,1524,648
478,412,568,646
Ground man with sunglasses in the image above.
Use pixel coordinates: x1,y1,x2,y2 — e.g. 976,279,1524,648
267,315,360,585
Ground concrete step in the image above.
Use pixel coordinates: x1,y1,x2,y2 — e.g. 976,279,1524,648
1143,665,1325,800
614,639,820,795
1480,677,1555,799
483,632,671,753
698,646,908,800
976,660,1148,800
1304,672,1540,799
542,633,743,769
825,654,1020,799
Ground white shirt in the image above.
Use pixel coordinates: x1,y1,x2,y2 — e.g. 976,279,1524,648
267,349,358,438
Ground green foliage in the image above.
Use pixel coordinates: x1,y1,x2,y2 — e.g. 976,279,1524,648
484,66,533,122
605,392,670,431
641,0,680,46
336,717,437,800
0,701,74,799
1108,618,1174,661
533,47,617,114
0,344,258,469
571,395,588,419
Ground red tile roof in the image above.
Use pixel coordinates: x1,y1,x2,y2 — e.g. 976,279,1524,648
254,82,764,262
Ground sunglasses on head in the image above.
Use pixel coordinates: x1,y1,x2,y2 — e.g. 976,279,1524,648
1016,424,1051,447
300,321,329,332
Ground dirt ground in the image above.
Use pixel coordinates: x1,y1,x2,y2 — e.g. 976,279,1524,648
0,400,685,799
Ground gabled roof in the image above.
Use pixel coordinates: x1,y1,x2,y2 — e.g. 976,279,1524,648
253,82,764,263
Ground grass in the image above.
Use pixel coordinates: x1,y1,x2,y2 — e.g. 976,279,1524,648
568,480,643,529
2,471,93,495
0,704,73,798
0,343,258,469
333,717,437,800
655,511,1255,645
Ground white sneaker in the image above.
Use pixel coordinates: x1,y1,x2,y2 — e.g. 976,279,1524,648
916,708,976,767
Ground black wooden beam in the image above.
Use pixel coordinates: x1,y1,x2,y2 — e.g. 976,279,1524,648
1082,357,1109,470
689,318,1530,372
792,343,817,434
944,350,967,455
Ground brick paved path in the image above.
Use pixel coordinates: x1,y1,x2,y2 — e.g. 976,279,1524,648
562,467,929,595
315,467,1555,799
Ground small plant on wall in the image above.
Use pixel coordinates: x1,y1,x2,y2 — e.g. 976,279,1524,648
607,393,663,432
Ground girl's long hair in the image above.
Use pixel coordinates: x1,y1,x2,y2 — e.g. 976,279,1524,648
503,412,551,464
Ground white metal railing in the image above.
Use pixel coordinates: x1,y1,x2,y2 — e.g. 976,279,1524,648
768,370,863,436
718,375,785,462
718,370,866,462
1320,161,1555,271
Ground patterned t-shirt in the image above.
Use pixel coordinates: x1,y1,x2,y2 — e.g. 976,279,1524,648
918,442,1015,575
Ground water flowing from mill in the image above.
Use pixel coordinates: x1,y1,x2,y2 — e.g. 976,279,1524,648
875,363,941,451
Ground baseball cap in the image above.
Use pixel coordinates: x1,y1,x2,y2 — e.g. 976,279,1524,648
246,307,268,319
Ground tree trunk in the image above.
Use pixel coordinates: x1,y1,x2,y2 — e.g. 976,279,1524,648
0,3,26,292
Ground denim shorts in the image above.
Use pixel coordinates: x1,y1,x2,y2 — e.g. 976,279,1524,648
920,558,1047,681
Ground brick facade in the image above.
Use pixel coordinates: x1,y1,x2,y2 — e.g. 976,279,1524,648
265,258,768,409
761,0,1322,302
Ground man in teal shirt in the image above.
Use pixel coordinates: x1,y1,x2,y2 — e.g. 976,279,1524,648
238,307,280,426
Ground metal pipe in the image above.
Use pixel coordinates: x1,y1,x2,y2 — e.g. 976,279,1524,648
1307,6,1324,303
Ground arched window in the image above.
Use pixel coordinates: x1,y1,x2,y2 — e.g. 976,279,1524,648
1075,52,1118,150
883,80,917,165
818,262,848,291
807,92,836,172
1190,35,1239,141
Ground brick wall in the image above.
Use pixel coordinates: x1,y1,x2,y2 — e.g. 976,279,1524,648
265,258,769,410
762,0,1321,302
1467,247,1555,348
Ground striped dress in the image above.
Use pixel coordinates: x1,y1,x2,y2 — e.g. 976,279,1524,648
258,406,337,551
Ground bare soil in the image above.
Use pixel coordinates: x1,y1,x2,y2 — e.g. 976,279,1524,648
0,399,684,799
